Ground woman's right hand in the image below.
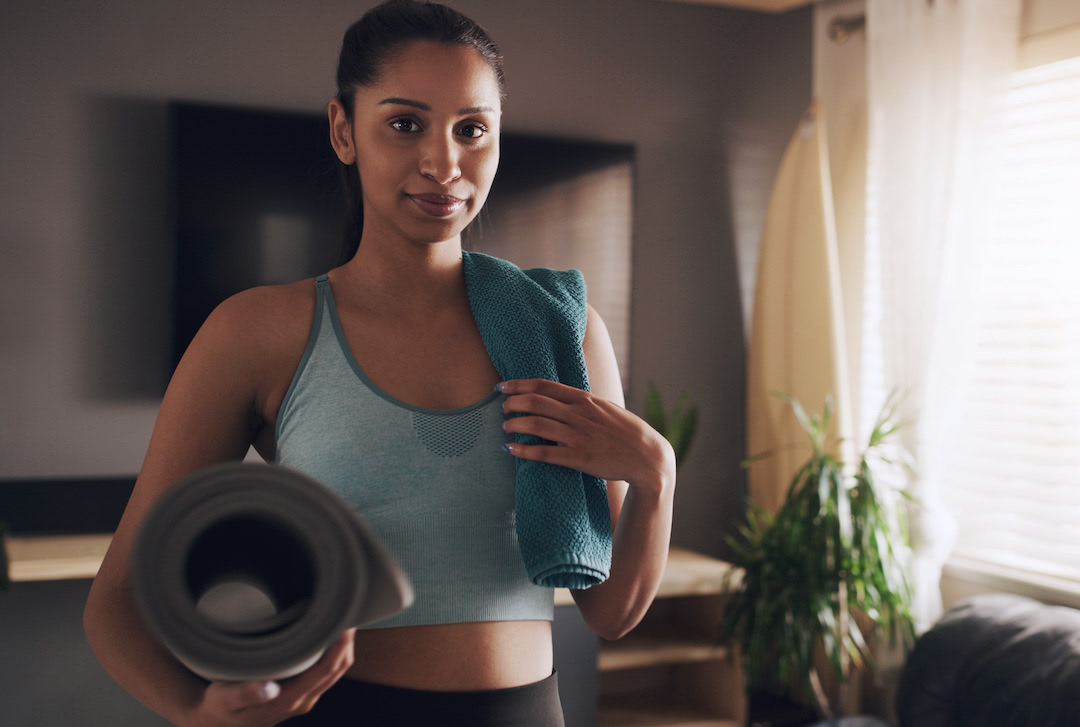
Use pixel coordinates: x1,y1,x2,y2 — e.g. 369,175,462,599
186,629,356,727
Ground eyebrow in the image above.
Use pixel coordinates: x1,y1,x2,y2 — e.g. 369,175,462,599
378,97,496,115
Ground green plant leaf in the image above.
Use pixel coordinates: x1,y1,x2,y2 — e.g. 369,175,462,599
645,382,698,467
773,392,814,442
671,405,698,466
644,381,666,435
837,472,853,550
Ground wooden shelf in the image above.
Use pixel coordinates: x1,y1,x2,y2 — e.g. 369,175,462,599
3,538,733,594
4,533,111,582
653,548,741,599
599,712,738,727
600,625,729,672
554,547,738,608
593,550,746,726
598,691,740,727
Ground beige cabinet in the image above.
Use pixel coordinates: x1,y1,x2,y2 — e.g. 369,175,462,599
557,548,747,726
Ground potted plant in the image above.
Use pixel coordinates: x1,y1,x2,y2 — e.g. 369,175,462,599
644,382,698,468
718,393,916,720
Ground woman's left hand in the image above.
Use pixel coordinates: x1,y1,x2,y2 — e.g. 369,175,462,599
498,379,675,497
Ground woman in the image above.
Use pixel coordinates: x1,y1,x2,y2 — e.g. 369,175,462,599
84,1,676,725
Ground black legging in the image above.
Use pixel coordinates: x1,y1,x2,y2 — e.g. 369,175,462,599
280,671,564,727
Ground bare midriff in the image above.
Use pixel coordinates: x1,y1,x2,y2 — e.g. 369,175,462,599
344,620,554,691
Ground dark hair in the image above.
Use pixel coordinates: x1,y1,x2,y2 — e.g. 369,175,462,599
334,0,506,262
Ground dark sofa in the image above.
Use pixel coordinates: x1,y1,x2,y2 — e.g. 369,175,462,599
896,592,1080,726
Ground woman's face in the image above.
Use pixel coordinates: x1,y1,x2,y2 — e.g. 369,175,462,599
331,40,502,248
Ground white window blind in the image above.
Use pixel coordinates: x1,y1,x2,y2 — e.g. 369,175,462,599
940,55,1080,585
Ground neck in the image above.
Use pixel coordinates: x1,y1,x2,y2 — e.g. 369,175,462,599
336,235,468,315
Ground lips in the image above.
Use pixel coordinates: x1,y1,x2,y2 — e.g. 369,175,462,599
408,194,466,218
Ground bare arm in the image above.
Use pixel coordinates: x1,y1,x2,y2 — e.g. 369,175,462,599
83,287,354,727
499,305,676,640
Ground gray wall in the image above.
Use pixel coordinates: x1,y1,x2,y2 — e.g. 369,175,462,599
0,0,810,723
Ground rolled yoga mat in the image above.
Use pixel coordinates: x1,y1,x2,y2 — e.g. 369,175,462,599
131,462,413,682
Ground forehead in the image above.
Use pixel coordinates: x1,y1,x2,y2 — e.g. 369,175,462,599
363,40,502,112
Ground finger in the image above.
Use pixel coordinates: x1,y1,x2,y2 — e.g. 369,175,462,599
283,631,356,716
208,679,281,713
314,629,356,685
276,630,355,704
498,379,588,404
503,391,575,422
503,441,589,472
503,415,579,446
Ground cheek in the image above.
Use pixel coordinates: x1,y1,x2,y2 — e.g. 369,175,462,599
474,147,500,192
356,150,406,198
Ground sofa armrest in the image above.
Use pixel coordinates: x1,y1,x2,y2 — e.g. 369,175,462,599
897,593,1080,727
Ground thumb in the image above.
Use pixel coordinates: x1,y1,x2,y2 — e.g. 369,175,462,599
209,680,281,712
254,680,282,702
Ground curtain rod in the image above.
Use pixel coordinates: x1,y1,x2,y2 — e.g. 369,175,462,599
828,13,865,44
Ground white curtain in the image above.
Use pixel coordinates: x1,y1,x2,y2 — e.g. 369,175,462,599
864,0,1022,632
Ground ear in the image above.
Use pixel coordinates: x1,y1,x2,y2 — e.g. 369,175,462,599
328,99,357,165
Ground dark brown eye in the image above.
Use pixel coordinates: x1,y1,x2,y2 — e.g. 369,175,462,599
459,123,487,139
390,118,421,133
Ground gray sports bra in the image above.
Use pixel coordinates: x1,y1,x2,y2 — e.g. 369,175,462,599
274,275,554,628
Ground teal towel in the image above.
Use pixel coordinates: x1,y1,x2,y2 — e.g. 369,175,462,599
462,251,612,589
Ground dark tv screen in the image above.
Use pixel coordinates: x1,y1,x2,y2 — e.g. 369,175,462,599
171,102,343,367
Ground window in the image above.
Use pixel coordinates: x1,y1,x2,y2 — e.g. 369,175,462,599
939,56,1080,588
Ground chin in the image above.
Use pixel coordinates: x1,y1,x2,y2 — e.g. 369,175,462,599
413,218,475,246
406,227,466,247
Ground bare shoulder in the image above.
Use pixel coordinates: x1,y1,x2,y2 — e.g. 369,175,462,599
199,277,317,407
206,279,314,343
184,279,314,372
163,277,317,445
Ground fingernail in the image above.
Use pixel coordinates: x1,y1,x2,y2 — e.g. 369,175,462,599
495,381,508,392
261,681,281,700
502,443,515,454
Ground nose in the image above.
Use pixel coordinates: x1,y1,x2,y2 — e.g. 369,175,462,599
419,131,461,186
